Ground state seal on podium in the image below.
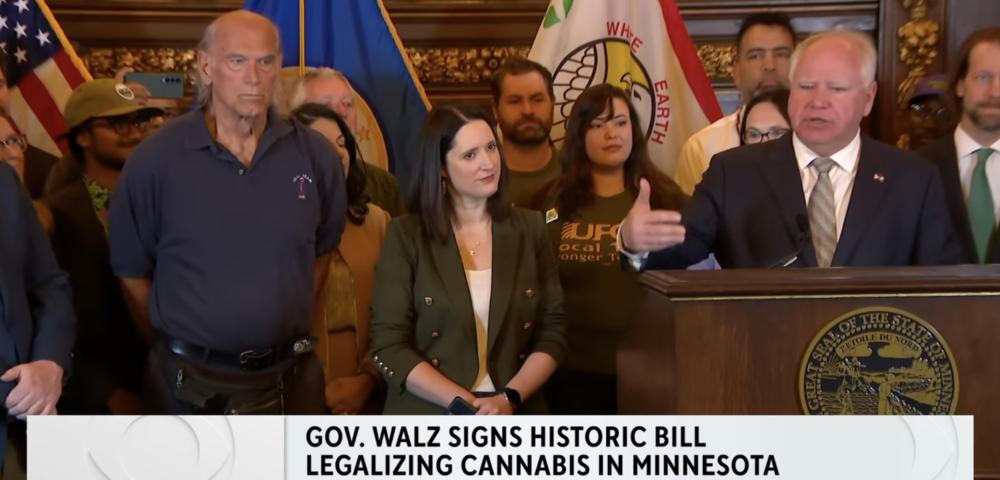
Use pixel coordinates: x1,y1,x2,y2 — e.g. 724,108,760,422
799,306,959,415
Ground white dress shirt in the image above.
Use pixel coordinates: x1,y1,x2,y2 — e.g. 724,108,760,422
792,131,862,240
954,125,1000,226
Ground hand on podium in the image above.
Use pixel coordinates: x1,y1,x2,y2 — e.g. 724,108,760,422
620,178,685,253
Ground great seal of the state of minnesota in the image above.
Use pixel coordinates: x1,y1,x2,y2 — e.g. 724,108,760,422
799,306,958,415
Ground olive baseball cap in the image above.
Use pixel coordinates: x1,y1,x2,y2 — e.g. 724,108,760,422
63,78,164,131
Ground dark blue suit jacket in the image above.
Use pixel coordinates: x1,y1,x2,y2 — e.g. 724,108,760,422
643,134,964,269
0,163,75,460
916,135,1000,264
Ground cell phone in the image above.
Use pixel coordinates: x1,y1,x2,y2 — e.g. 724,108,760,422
446,396,477,415
124,72,185,99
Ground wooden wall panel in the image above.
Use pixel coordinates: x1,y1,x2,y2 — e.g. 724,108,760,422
45,0,988,145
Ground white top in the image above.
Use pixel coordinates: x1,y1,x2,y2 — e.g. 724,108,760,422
955,125,1000,225
674,108,743,195
792,132,862,240
466,268,495,393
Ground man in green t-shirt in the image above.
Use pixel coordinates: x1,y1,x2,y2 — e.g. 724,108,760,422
491,57,560,209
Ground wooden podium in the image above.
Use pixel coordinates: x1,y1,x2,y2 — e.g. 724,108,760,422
619,265,1000,479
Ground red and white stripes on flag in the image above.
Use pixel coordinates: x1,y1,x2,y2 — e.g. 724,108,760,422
3,0,91,156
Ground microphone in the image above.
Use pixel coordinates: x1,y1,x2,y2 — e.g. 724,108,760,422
766,214,811,268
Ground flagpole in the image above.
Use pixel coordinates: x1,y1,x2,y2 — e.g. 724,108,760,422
298,0,306,75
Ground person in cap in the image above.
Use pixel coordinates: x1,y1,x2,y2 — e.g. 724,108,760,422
41,79,164,414
899,74,955,150
109,11,345,414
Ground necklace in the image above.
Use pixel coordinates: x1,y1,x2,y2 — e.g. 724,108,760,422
457,220,491,258
469,239,483,257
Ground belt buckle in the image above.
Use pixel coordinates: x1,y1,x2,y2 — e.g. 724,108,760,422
239,348,273,370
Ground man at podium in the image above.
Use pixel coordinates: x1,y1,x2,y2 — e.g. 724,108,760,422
619,30,963,270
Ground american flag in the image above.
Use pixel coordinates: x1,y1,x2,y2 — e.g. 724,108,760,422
2,0,90,156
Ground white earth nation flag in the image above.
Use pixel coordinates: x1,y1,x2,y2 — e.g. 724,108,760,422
529,0,722,177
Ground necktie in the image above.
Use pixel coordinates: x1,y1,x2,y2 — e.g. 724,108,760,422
968,148,996,263
808,157,837,267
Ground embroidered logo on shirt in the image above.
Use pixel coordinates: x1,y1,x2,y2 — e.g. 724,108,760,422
292,174,314,200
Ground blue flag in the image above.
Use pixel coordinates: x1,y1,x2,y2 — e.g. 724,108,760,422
244,0,430,189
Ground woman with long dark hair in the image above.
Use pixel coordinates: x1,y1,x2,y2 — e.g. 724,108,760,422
536,84,687,414
291,103,389,414
370,103,566,414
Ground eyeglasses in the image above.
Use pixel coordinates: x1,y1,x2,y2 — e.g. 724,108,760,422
0,134,26,151
89,116,152,136
908,102,949,120
744,127,790,144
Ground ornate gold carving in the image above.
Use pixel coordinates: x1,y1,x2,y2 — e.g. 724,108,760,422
896,0,941,110
697,43,735,82
78,47,198,87
406,46,531,85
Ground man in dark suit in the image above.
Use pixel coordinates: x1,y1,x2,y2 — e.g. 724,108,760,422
621,30,962,269
917,27,1000,264
0,162,75,467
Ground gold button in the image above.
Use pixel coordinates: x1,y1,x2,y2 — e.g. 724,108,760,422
523,321,533,330
382,365,389,372
424,297,433,306
431,330,440,338
430,358,440,367
238,168,246,176
373,355,379,362
388,370,395,377
525,289,535,298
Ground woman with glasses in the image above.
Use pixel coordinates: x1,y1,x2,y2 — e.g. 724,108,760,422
0,116,52,234
739,89,792,146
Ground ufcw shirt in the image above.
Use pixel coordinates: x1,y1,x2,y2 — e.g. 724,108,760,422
555,192,639,376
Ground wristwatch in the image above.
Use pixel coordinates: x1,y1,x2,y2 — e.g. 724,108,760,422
502,387,522,410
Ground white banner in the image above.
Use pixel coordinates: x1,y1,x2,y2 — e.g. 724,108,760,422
29,415,972,479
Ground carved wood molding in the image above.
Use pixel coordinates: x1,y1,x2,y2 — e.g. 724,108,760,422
80,47,197,84
79,42,739,90
895,0,941,110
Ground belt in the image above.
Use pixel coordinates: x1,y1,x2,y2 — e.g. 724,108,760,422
161,334,315,371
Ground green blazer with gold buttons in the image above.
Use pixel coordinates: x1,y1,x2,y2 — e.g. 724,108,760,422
370,207,567,414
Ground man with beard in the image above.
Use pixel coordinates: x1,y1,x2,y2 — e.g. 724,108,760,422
918,28,1000,263
675,13,796,194
490,57,559,208
289,68,405,216
42,79,163,414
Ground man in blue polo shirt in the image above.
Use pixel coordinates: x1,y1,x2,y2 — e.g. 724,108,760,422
109,10,346,414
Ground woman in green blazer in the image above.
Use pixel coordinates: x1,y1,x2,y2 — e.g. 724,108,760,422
370,104,566,415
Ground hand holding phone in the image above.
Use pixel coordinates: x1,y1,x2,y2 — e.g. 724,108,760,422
446,396,477,415
124,72,185,99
